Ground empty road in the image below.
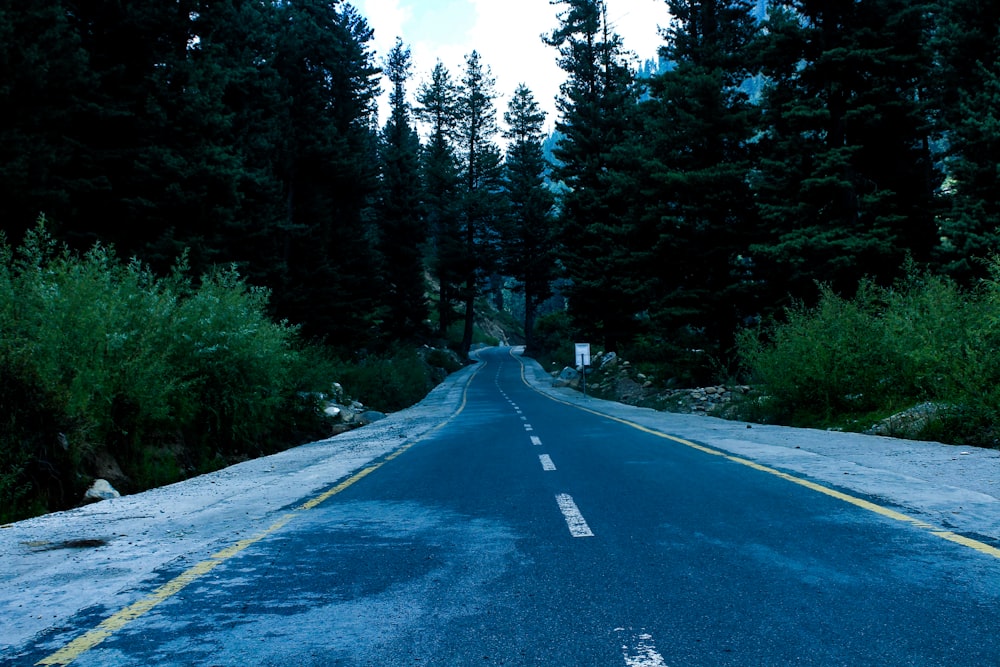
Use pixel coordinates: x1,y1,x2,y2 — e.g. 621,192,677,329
6,347,1000,665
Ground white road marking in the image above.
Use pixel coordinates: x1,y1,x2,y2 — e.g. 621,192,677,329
539,454,556,471
530,436,542,446
555,494,594,537
520,416,528,421
524,423,533,431
621,631,668,667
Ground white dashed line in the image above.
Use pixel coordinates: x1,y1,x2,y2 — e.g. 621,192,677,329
524,424,533,431
530,436,542,446
619,630,668,667
555,494,594,538
539,454,556,471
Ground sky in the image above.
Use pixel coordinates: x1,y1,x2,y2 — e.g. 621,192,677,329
356,0,671,134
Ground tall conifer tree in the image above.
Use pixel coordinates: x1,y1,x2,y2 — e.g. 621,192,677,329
544,0,639,351
377,38,427,342
753,0,939,303
933,0,1000,282
502,84,556,355
270,0,382,345
454,51,503,354
633,0,760,370
416,61,464,339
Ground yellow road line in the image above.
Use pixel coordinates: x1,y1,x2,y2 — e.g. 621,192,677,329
37,361,484,666
511,349,1000,561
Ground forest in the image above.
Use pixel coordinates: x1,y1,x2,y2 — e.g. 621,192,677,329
2,0,1000,518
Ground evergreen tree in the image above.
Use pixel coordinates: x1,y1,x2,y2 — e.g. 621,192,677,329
415,61,464,339
933,0,1000,283
270,0,383,346
0,1,94,241
502,84,556,355
454,51,504,354
377,38,427,342
544,0,639,351
752,0,939,303
632,0,760,369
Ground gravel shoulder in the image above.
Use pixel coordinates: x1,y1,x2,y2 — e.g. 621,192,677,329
0,362,480,656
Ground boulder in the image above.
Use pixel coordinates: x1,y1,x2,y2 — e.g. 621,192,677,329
865,402,949,439
84,479,120,502
357,410,387,425
552,366,580,389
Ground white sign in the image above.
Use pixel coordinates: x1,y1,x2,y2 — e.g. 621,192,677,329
575,343,591,367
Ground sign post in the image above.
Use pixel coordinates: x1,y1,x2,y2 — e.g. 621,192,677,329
575,343,591,397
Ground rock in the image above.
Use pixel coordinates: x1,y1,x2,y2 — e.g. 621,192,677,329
330,382,345,402
323,404,342,418
865,402,949,439
357,410,387,425
553,366,580,389
599,351,618,369
84,479,120,502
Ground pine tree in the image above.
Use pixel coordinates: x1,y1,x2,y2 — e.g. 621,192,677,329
633,0,761,370
933,0,1000,283
0,1,94,241
753,0,939,303
454,51,504,354
270,0,383,346
377,39,427,342
502,84,556,355
415,61,464,339
544,0,640,351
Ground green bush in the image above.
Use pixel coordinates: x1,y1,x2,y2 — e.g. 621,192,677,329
0,220,332,521
334,346,445,413
735,268,1000,444
530,311,576,369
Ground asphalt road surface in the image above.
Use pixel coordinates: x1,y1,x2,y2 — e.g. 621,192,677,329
9,347,1000,666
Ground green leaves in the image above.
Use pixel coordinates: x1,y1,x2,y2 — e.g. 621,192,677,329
0,221,327,520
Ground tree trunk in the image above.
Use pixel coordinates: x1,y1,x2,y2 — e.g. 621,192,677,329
460,279,475,356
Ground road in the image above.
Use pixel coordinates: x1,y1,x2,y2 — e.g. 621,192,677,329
6,346,1000,665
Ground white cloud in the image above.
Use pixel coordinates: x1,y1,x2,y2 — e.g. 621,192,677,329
358,0,412,58
360,0,671,134
465,0,564,130
606,0,671,64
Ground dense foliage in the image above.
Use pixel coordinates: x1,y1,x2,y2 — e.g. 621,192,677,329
543,0,1000,388
738,266,1000,446
0,223,332,521
4,0,1000,517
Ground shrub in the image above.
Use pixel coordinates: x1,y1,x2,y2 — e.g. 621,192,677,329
530,311,576,369
735,269,998,442
334,346,443,413
0,220,331,520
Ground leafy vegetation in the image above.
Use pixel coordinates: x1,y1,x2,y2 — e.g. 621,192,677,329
737,266,1000,446
0,222,335,522
5,0,1000,522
